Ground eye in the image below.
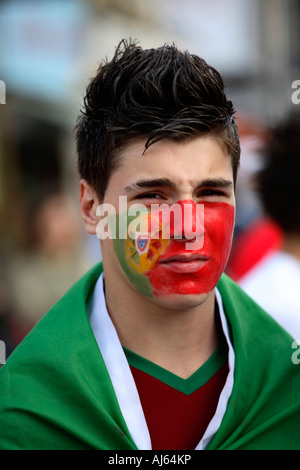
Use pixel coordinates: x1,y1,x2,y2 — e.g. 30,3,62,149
198,189,225,198
135,192,165,200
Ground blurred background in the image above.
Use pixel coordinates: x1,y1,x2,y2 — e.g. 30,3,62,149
0,0,300,355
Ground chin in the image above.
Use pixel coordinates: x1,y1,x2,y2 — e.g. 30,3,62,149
149,290,213,311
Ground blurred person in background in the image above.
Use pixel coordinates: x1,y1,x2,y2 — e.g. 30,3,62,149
0,39,299,451
5,191,90,339
226,115,284,282
239,116,300,339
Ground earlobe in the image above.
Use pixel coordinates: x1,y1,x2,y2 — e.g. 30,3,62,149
79,179,100,234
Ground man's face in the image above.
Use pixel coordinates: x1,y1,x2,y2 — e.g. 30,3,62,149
100,134,235,310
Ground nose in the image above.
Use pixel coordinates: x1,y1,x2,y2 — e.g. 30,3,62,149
177,199,205,241
163,200,204,248
150,200,205,248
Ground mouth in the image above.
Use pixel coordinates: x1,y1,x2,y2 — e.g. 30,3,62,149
158,253,209,274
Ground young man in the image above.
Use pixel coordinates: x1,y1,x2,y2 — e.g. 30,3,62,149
0,40,299,450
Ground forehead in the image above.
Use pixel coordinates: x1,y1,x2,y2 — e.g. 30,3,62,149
106,135,233,196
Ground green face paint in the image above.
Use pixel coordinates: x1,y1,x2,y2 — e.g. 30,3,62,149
109,210,169,297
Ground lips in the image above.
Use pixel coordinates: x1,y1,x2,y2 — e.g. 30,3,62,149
159,253,209,274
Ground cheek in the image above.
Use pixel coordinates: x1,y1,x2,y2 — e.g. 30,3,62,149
111,212,170,298
205,203,235,263
112,236,155,297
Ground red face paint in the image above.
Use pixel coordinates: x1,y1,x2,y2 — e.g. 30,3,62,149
147,201,235,296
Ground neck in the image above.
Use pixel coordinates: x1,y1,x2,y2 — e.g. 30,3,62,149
104,277,219,379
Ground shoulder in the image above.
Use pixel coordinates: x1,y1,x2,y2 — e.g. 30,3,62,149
0,262,108,449
0,262,104,371
212,274,300,450
217,272,296,396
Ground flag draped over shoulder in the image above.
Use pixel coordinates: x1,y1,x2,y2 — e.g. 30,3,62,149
0,262,299,450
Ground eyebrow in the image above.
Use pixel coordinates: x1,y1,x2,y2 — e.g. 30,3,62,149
123,178,176,192
123,177,232,193
195,178,233,189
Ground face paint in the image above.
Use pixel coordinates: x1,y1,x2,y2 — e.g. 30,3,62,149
112,211,169,297
112,200,235,298
126,212,169,274
147,201,235,296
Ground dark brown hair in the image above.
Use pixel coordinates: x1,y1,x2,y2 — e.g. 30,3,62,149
76,39,240,201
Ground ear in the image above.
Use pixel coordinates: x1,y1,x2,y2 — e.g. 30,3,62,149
79,179,100,234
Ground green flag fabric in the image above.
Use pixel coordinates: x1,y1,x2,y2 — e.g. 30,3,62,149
0,262,299,450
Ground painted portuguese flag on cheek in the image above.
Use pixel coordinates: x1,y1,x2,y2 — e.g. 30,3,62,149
111,201,235,298
111,210,170,297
